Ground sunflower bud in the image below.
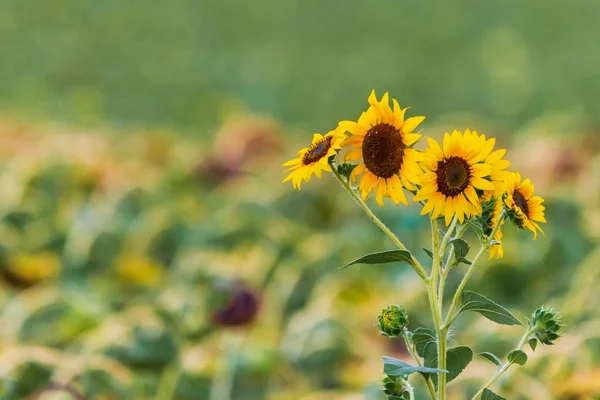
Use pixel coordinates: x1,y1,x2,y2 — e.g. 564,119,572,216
377,305,409,338
529,306,563,345
382,375,413,400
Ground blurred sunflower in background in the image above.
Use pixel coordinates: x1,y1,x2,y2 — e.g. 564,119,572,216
504,172,546,238
415,130,499,225
339,90,424,206
282,128,346,190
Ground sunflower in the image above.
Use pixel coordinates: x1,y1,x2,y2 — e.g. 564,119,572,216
471,131,511,195
414,130,498,225
503,172,546,239
489,199,505,259
282,128,346,190
339,90,424,206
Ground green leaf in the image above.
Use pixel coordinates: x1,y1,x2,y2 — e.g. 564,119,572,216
507,350,527,366
481,388,506,400
444,346,473,382
382,356,447,376
449,238,470,258
426,346,473,385
467,220,485,238
423,248,434,259
457,291,523,326
479,352,502,367
528,338,538,352
457,257,472,265
342,250,413,268
412,328,436,358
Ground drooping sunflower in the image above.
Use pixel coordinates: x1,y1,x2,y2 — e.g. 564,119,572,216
414,130,498,225
503,172,546,239
282,128,346,190
488,199,505,259
339,90,424,206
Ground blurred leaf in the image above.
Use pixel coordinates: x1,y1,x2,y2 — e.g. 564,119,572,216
4,361,53,400
457,291,523,326
383,356,447,376
80,369,130,400
423,248,434,259
148,223,188,267
342,250,413,268
105,326,178,369
479,352,502,367
507,350,527,366
449,238,470,259
481,388,506,400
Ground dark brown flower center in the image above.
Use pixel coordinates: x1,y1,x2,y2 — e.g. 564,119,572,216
302,136,333,165
436,156,472,197
362,123,405,178
513,190,529,217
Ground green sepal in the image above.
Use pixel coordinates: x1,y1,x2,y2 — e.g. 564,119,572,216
337,163,357,180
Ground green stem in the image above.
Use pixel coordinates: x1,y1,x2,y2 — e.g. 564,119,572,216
331,163,428,281
427,219,447,400
471,329,532,400
443,211,507,329
403,329,437,400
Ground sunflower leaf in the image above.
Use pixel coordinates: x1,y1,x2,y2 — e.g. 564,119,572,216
449,238,470,259
507,350,527,366
481,388,506,400
467,220,486,239
479,352,502,367
426,346,473,386
423,248,434,259
383,356,447,376
412,328,437,358
341,250,413,268
457,291,523,326
528,338,538,352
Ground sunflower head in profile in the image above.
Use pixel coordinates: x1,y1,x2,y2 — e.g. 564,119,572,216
503,172,546,239
487,197,505,259
339,90,424,206
282,127,346,190
414,129,498,225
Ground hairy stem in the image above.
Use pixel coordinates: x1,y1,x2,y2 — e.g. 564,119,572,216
471,329,532,399
331,163,428,280
403,330,437,400
443,210,508,329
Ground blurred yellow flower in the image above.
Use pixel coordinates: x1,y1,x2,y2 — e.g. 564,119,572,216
9,252,61,284
282,127,346,190
339,90,423,206
504,172,546,239
415,130,497,225
116,255,165,287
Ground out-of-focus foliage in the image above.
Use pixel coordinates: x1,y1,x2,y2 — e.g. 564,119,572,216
0,0,599,398
1,1,600,133
0,116,598,399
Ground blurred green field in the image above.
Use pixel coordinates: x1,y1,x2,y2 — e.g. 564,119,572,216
1,0,600,132
0,1,599,399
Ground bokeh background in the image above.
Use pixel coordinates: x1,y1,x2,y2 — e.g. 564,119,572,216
0,0,599,399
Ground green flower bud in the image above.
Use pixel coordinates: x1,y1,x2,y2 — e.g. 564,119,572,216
529,306,564,345
377,305,409,338
382,375,412,400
